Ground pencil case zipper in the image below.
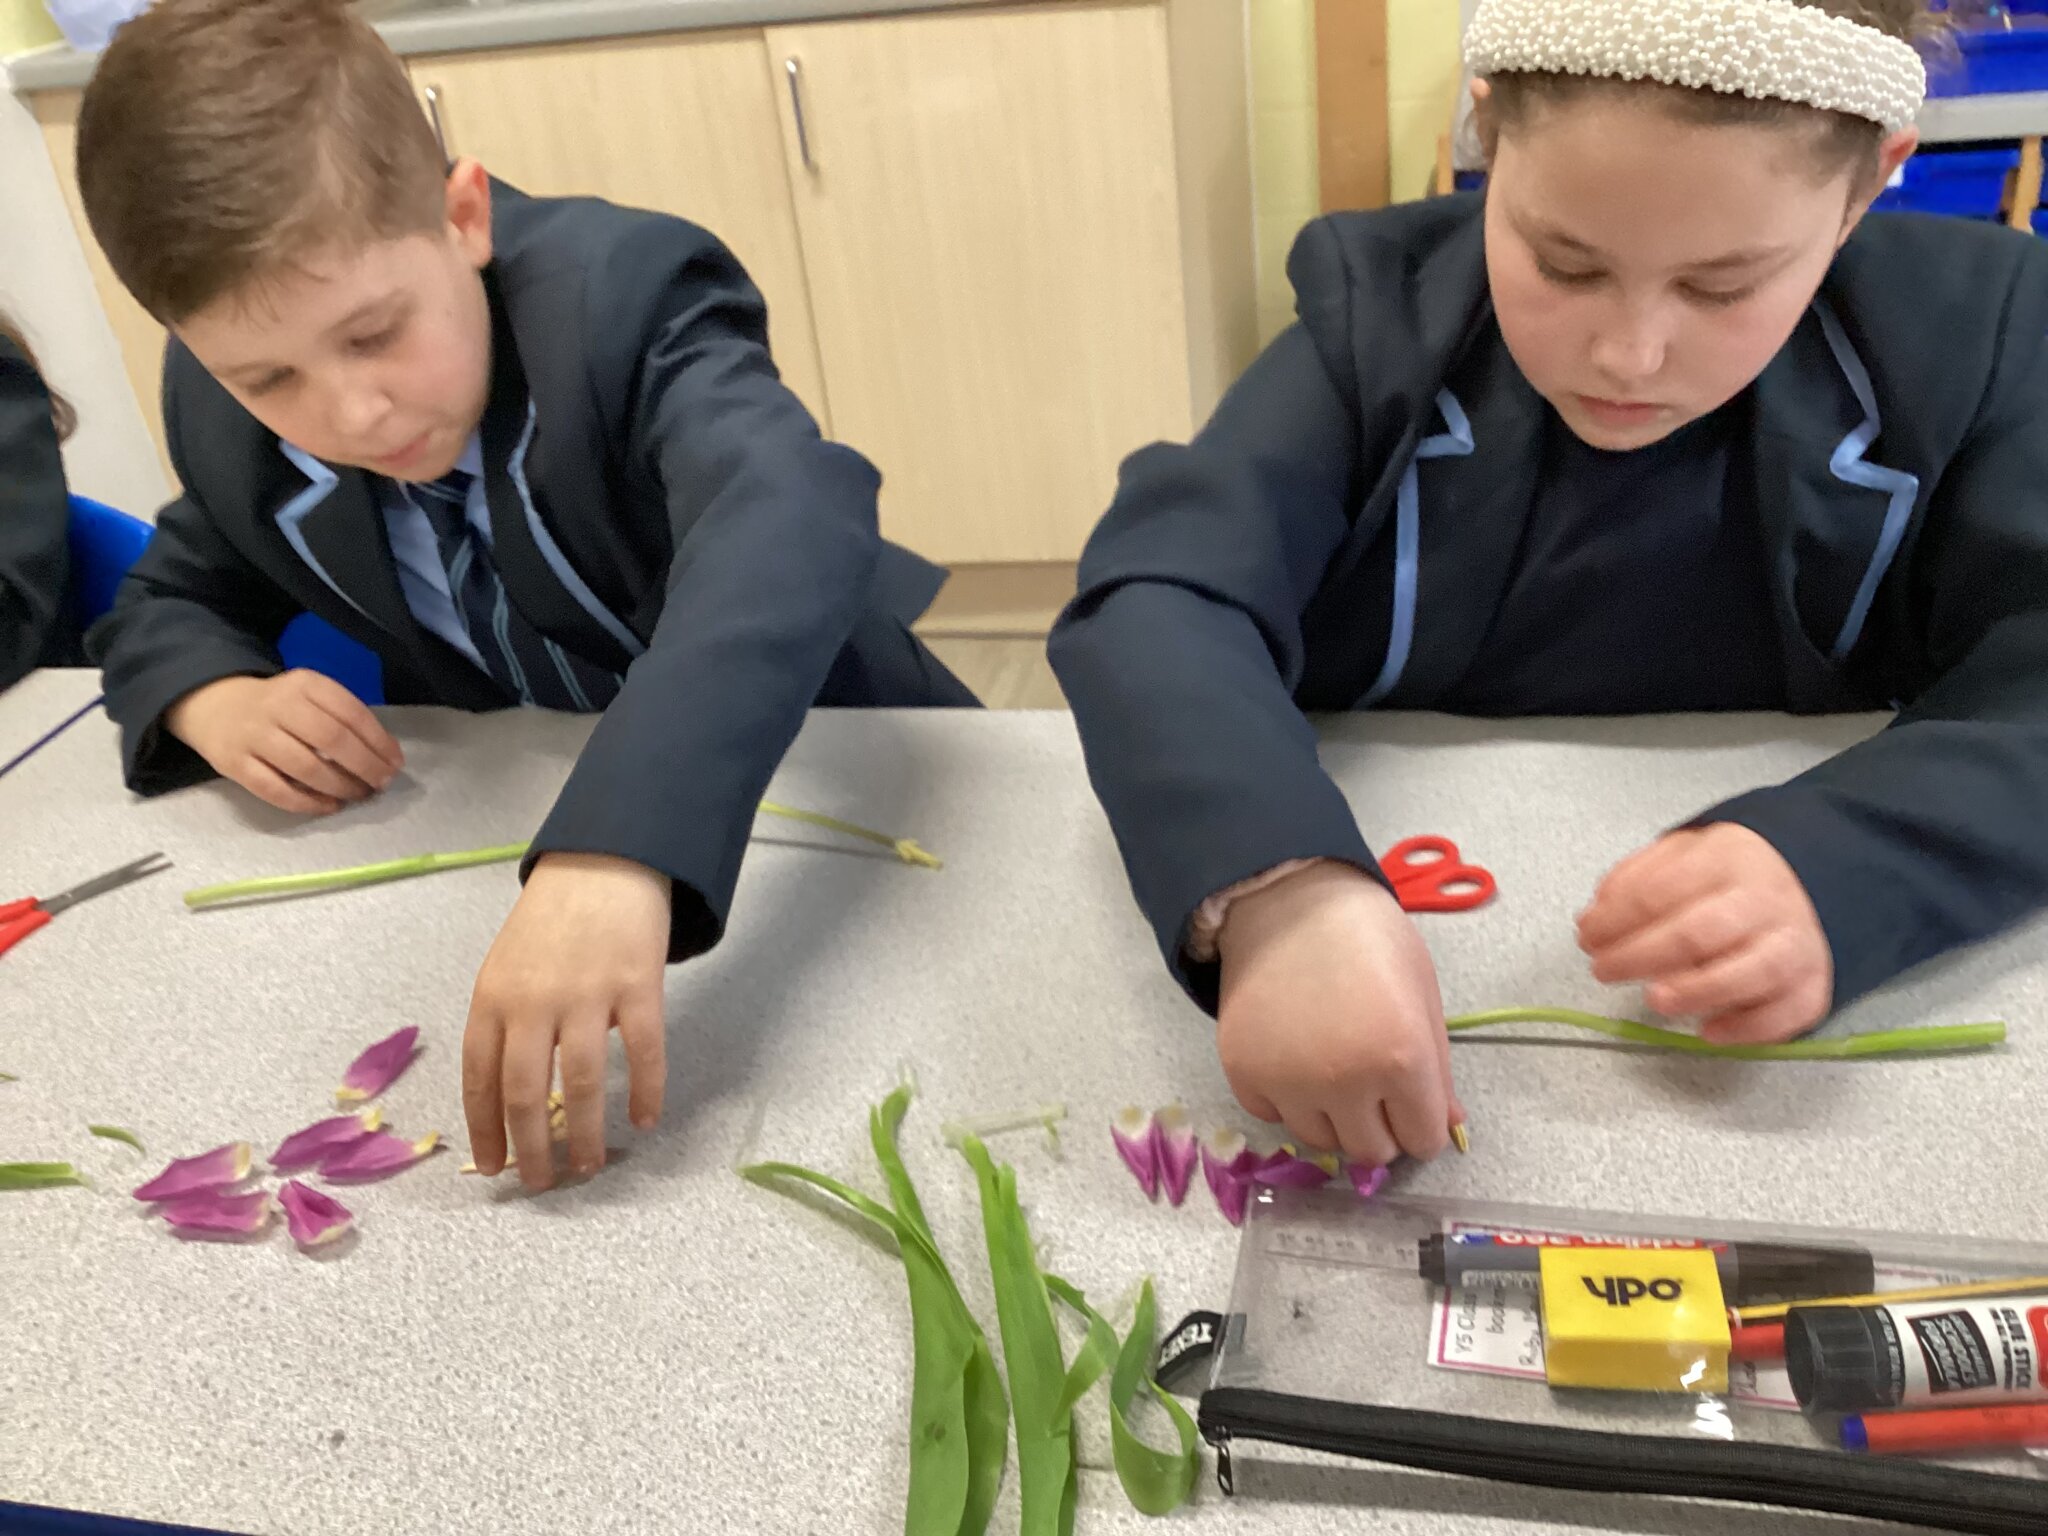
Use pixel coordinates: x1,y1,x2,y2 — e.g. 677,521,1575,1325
1198,1387,2048,1535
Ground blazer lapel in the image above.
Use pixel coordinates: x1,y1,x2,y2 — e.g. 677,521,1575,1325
475,276,640,675
1748,303,1920,708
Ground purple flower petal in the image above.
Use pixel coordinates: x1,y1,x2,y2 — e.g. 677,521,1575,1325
279,1180,353,1246
1251,1148,1335,1189
271,1109,383,1172
1153,1105,1198,1207
1111,1106,1159,1200
132,1142,252,1203
1200,1129,1256,1226
161,1188,275,1235
318,1129,441,1182
1347,1163,1390,1201
335,1026,420,1105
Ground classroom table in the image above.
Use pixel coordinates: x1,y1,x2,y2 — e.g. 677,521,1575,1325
3,669,2042,1536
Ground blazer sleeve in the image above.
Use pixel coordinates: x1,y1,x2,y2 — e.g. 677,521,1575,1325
1048,225,1396,1008
1699,243,2048,1007
522,222,882,963
0,341,75,691
86,361,300,794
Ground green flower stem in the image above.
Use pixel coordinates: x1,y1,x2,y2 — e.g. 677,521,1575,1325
184,802,941,909
1445,1008,2005,1060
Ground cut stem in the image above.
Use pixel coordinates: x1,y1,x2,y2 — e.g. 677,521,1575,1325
1445,1008,2005,1060
185,802,939,908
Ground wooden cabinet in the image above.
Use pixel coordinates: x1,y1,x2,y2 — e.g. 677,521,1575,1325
407,30,832,428
765,0,1248,563
31,87,174,482
28,0,1252,570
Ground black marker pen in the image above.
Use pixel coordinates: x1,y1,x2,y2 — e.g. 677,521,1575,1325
1419,1233,1875,1307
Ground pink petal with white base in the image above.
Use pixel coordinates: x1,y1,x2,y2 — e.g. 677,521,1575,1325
318,1129,441,1182
1152,1105,1198,1207
1347,1163,1390,1201
1111,1106,1159,1200
1251,1149,1334,1189
1200,1129,1256,1226
279,1180,353,1246
335,1026,420,1104
132,1142,252,1203
161,1188,275,1235
271,1109,383,1172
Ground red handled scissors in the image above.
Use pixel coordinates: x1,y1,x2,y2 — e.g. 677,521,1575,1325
0,852,172,958
1378,836,1496,913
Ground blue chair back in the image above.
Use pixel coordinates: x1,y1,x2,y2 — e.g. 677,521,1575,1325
65,494,387,705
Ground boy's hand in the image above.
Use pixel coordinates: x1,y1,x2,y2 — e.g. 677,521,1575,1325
165,671,404,815
1214,862,1463,1168
462,851,671,1191
1578,824,1833,1044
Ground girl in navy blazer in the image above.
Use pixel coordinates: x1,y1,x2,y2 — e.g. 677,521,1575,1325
1052,0,2048,1169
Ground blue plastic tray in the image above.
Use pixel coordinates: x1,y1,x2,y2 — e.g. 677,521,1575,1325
1872,146,2022,217
1927,19,2048,98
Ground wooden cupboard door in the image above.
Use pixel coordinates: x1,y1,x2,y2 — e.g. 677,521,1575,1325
767,3,1194,564
410,31,831,428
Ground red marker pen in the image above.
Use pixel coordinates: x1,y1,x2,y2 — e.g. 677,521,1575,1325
1841,1403,2048,1456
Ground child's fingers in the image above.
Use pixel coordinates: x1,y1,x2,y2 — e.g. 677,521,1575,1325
1586,889,1753,983
461,1011,510,1176
299,672,406,770
1381,1072,1452,1161
265,732,376,803
1328,1100,1403,1170
557,1013,609,1177
1577,836,1721,949
1278,1103,1342,1157
1699,985,1829,1047
1645,934,1799,1018
279,695,398,792
616,993,667,1132
239,757,343,816
501,1023,560,1192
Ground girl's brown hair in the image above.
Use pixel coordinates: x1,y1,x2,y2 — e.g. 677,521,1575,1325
1476,1,1944,193
0,315,76,442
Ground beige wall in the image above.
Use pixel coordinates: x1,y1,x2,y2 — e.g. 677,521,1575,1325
1248,0,1468,344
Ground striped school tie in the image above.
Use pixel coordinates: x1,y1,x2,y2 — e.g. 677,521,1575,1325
407,468,623,713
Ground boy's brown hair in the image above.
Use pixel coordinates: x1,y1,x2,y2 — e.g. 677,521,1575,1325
1,314,76,441
1477,0,1945,194
76,0,447,327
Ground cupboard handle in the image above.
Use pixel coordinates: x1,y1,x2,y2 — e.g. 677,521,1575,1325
785,58,814,172
423,85,450,162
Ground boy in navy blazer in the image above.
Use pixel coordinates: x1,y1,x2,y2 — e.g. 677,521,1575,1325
79,0,972,1188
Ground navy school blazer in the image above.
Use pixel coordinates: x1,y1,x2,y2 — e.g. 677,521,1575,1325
89,182,973,961
1051,196,2048,1013
1,335,81,691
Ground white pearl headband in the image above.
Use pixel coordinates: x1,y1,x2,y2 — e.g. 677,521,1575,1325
1464,0,1928,134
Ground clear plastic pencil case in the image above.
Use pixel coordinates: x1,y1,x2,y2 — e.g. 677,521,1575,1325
1195,1188,2048,1534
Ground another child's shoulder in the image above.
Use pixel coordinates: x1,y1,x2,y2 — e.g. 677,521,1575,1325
1834,212,2048,330
1285,194,1484,298
491,182,738,301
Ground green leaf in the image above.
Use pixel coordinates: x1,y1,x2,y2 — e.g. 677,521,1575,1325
960,1136,1079,1536
1445,1008,2005,1060
1041,1276,1199,1517
0,1071,17,1082
745,1095,1006,1536
1107,1281,1200,1515
0,1161,87,1190
87,1124,146,1154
